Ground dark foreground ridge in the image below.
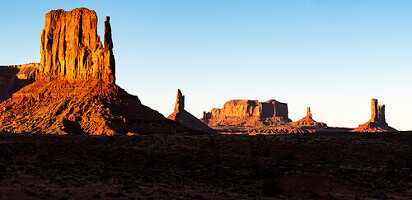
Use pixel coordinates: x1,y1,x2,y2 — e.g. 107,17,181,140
0,132,410,199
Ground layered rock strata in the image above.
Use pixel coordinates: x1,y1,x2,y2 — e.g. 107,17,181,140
352,99,396,132
0,63,39,103
37,8,115,83
201,99,291,127
0,8,194,135
167,90,216,134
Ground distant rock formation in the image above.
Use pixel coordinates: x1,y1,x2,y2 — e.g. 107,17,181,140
352,99,397,132
289,107,327,127
0,8,194,135
0,63,39,103
37,8,115,83
168,89,216,134
201,99,291,127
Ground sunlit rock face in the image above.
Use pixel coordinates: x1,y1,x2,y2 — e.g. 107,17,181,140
0,63,39,103
38,8,115,83
352,99,397,132
201,99,291,127
0,8,193,136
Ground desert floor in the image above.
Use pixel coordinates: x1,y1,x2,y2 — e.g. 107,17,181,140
0,132,411,199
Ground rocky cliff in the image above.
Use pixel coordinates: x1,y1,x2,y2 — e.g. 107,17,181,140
0,63,39,103
0,8,195,135
167,90,216,134
37,8,115,83
201,99,291,127
352,99,396,132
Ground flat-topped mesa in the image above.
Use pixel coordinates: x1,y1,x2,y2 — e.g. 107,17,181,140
201,99,291,127
352,98,396,132
37,8,115,83
174,89,185,112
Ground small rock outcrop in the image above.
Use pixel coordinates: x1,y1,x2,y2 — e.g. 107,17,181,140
168,89,216,134
0,8,194,135
201,99,291,127
352,99,397,132
289,107,327,127
37,8,115,83
0,63,39,103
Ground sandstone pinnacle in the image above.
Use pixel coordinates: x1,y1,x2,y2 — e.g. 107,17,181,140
168,89,216,134
174,89,185,112
352,98,396,132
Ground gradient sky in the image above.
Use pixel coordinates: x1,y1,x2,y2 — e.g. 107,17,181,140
1,0,411,130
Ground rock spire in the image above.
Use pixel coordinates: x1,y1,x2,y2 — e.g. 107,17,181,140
174,89,185,112
352,98,396,132
168,89,216,134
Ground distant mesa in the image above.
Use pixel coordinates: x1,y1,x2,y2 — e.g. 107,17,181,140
201,99,291,127
0,8,193,135
167,89,216,134
0,63,39,103
352,99,397,132
289,107,327,128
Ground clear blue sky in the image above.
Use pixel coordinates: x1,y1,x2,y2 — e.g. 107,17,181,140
1,0,411,130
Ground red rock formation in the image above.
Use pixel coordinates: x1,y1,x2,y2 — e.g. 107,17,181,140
0,63,39,103
168,89,216,134
289,107,327,128
174,89,185,112
201,99,291,127
352,99,396,132
37,8,115,83
0,8,196,135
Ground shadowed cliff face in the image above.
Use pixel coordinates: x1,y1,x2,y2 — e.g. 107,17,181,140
0,63,39,103
38,8,115,83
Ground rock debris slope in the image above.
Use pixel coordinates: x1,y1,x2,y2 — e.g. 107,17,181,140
0,8,192,135
289,107,327,128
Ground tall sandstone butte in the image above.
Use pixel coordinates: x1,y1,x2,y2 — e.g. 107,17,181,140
167,89,216,134
0,8,193,135
201,99,291,127
352,99,396,132
38,8,115,83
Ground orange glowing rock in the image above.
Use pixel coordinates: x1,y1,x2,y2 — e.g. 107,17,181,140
201,99,291,127
352,99,396,132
